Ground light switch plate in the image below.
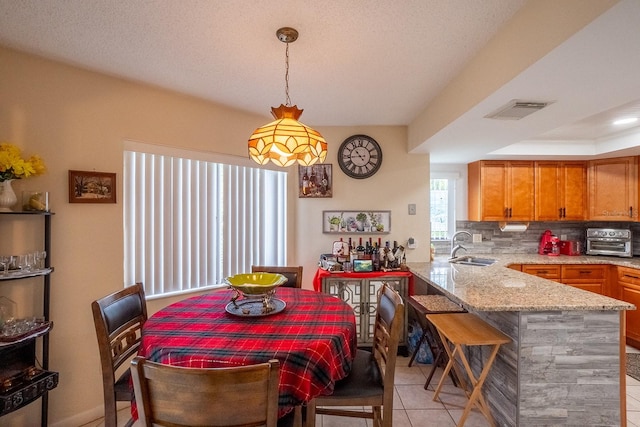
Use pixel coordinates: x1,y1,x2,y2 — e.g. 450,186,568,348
408,204,416,215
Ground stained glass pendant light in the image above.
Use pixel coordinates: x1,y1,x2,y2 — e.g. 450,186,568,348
248,27,327,167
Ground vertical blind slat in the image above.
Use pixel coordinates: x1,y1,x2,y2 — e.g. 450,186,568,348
123,150,287,296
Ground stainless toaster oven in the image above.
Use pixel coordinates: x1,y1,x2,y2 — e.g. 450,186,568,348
585,228,632,257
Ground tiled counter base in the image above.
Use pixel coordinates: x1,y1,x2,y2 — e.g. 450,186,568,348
409,259,630,426
467,309,622,426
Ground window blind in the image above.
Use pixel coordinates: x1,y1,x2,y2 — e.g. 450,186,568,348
124,149,287,297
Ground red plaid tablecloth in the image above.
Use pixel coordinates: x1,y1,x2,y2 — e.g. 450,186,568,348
132,287,357,420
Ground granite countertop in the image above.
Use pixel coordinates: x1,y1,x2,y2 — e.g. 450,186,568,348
407,254,637,312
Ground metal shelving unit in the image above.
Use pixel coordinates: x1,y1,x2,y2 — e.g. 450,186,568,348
0,212,58,426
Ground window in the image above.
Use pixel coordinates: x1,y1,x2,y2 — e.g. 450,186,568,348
123,145,287,298
430,177,455,240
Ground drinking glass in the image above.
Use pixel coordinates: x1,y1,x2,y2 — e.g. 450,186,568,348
35,251,47,270
0,255,10,276
17,254,34,272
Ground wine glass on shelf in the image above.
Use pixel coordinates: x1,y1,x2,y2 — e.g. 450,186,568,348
35,251,47,270
17,253,34,273
0,255,10,276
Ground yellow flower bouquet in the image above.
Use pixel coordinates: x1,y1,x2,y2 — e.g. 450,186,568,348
0,143,46,181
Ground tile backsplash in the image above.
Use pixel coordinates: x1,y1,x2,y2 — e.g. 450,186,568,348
432,221,640,257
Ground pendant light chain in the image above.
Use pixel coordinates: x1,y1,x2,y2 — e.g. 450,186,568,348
248,26,327,167
284,42,291,107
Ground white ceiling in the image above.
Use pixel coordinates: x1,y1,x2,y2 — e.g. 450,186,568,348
0,0,639,164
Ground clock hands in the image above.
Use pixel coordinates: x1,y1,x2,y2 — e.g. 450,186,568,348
350,148,366,162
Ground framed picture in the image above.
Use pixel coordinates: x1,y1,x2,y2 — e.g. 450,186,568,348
299,164,332,198
322,210,390,234
68,170,117,203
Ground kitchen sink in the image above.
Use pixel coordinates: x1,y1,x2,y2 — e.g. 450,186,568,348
449,256,496,267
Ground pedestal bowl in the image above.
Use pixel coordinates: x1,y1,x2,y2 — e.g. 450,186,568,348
225,273,287,314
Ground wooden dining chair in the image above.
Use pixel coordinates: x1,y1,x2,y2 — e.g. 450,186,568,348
131,357,284,427
305,282,404,427
91,283,147,427
251,265,303,289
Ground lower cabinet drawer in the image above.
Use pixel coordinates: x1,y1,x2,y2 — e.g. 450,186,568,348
521,264,561,280
561,265,607,280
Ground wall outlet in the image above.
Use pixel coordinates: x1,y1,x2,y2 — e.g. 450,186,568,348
473,233,483,243
560,234,567,241
408,204,416,215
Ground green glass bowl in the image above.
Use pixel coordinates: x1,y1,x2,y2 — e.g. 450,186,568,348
224,273,287,295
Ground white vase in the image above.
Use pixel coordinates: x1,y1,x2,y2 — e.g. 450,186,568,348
0,180,18,212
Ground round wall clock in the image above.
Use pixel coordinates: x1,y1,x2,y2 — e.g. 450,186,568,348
337,134,383,179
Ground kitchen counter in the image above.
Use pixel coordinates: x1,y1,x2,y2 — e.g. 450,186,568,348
407,254,635,312
406,254,634,426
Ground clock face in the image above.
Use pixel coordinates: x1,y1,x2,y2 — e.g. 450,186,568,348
338,135,383,179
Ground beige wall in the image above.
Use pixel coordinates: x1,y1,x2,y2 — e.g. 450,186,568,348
0,46,429,426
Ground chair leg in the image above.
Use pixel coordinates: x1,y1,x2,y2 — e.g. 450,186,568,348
304,399,316,427
408,330,429,367
424,346,443,389
425,323,461,389
291,405,303,427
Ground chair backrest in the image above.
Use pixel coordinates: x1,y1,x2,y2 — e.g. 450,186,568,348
372,283,404,403
251,265,303,289
131,356,281,427
91,283,147,424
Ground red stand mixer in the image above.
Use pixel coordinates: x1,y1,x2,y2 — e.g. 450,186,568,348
538,230,554,255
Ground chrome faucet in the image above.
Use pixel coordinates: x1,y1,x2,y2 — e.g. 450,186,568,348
450,231,472,259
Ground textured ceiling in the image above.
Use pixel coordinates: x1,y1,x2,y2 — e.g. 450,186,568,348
0,0,526,126
1,0,639,163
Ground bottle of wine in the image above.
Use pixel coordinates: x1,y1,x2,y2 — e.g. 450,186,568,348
348,237,353,261
309,167,317,192
320,166,329,194
372,242,379,271
302,168,310,196
356,237,365,258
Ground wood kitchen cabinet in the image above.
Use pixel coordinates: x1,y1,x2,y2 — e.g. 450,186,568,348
468,160,534,221
520,264,561,281
616,266,640,348
535,161,587,221
588,156,638,221
560,264,609,295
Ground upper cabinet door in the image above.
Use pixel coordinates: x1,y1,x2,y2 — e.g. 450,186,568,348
508,161,535,221
588,157,638,221
562,162,588,220
535,161,587,221
468,160,534,221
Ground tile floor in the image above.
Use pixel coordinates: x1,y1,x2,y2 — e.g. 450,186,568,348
84,347,640,427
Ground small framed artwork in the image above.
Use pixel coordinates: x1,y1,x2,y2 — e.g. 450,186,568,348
299,164,332,198
68,170,117,203
322,210,390,234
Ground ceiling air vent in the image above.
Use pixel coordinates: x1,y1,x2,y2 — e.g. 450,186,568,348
485,100,551,120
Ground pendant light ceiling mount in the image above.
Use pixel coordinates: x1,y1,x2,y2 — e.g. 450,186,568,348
276,27,298,44
248,27,327,167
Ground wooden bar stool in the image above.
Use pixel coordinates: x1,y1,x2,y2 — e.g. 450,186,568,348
407,295,466,389
426,313,510,427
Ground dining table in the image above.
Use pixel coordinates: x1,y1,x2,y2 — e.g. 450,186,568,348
131,286,357,420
